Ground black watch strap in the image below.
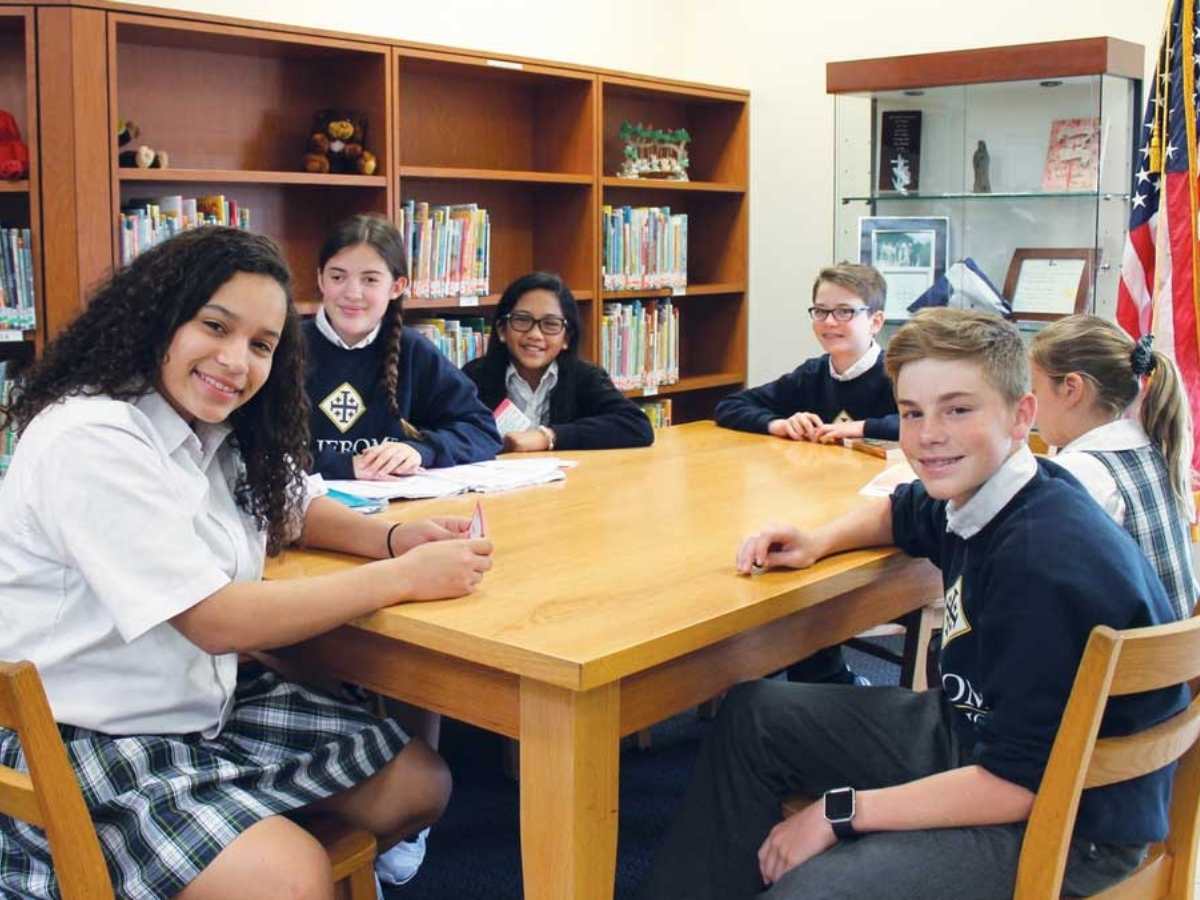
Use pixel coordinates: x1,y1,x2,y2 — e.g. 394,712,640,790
829,816,857,839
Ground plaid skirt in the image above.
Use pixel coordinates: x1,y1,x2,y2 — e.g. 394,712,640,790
0,666,409,899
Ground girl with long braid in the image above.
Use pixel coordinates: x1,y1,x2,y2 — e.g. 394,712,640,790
304,214,501,480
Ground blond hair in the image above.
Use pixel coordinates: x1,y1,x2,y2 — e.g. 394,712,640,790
1031,314,1193,507
885,308,1028,403
811,262,887,314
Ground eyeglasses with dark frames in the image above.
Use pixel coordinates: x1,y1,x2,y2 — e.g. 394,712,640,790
807,306,870,323
503,311,569,336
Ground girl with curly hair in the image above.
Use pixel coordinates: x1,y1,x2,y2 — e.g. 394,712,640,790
305,213,501,480
0,227,493,900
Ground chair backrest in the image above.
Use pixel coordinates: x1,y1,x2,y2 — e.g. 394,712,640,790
1013,618,1200,900
0,660,114,899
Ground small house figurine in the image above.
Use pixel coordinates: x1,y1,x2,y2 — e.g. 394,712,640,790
617,122,690,181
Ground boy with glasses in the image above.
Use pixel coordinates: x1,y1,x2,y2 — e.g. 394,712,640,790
715,263,898,444
716,262,898,686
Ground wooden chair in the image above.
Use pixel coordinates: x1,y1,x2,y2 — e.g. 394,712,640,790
1014,617,1200,899
846,601,943,690
0,660,378,900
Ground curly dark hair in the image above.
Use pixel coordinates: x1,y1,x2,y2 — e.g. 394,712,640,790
5,226,310,555
318,213,408,417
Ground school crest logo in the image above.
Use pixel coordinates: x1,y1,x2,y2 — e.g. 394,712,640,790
319,383,366,433
941,575,971,647
833,409,853,425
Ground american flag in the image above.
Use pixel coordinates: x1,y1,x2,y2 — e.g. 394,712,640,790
1116,0,1200,472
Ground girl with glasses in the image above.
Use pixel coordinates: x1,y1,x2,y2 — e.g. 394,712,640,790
463,272,654,451
305,214,501,482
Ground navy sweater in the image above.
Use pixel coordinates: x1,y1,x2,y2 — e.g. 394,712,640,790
304,322,502,478
891,461,1187,844
462,353,654,450
714,354,899,439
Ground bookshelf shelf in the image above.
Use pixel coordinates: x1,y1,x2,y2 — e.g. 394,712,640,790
601,282,745,300
119,169,388,188
0,180,28,193
399,166,592,185
601,177,745,193
622,372,742,399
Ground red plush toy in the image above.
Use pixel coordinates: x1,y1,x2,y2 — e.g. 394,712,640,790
0,111,29,180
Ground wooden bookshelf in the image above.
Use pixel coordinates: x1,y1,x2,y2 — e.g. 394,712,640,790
0,8,39,358
29,1,748,424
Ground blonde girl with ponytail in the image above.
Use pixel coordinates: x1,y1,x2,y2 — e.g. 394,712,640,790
1031,314,1196,620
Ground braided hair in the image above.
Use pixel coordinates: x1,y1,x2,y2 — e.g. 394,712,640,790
317,214,409,417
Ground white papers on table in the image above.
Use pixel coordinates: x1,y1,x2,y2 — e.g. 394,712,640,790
859,461,919,497
325,458,571,501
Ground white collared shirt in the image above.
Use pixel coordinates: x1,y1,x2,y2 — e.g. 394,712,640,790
829,341,881,382
0,391,266,736
945,445,1038,540
505,361,558,428
1051,419,1151,525
315,305,381,350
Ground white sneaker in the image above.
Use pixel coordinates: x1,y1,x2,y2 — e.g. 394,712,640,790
375,827,430,886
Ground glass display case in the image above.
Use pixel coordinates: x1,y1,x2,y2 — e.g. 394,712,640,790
827,38,1143,324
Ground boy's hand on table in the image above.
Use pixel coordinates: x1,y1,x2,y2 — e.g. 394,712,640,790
768,412,823,441
758,800,836,886
815,420,865,443
736,523,823,573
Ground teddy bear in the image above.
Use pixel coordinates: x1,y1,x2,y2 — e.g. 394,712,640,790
116,120,168,169
303,109,376,176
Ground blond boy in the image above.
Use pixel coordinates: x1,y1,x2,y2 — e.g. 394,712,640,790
641,309,1184,900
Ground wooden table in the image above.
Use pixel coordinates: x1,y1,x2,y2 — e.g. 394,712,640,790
267,422,941,899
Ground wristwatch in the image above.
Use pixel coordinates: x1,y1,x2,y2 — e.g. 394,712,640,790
823,786,857,839
538,425,556,450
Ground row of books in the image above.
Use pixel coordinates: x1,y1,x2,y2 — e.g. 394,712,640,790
602,205,688,292
601,299,680,391
119,195,252,265
0,227,35,331
0,362,16,477
409,316,492,368
639,398,673,429
399,200,491,300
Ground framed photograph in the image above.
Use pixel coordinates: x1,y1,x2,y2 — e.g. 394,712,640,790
1003,248,1096,320
858,216,949,321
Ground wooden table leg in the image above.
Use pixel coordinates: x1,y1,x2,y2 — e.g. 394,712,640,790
519,678,620,900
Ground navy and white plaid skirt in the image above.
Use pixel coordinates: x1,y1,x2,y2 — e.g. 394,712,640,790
0,666,409,899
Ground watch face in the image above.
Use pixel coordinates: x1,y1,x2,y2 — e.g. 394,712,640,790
825,787,854,821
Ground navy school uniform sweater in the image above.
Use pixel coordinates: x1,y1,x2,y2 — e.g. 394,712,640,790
714,353,899,439
461,353,654,451
304,321,502,479
890,460,1187,845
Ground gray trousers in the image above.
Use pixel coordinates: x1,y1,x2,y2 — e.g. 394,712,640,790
638,680,1143,900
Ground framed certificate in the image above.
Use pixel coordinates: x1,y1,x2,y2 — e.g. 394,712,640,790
858,216,949,321
1003,248,1096,320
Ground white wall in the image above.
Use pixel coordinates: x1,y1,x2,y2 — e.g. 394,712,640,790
118,0,1163,383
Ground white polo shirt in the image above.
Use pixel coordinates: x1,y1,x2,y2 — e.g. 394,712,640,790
0,391,263,737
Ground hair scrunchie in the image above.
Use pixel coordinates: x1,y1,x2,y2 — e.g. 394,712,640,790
1130,334,1157,377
